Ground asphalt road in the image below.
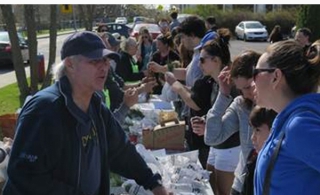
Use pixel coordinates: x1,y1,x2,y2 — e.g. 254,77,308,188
0,38,271,89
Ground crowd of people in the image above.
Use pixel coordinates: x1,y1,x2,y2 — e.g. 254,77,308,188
1,10,320,195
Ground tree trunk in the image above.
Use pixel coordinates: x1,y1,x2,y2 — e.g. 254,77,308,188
78,5,96,31
0,5,29,105
42,5,57,89
24,5,38,94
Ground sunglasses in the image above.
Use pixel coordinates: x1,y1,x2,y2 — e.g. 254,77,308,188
100,29,108,32
159,24,168,28
199,56,212,64
252,68,276,80
142,36,148,39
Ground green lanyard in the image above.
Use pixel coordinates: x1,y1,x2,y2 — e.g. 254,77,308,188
102,89,110,108
131,60,139,73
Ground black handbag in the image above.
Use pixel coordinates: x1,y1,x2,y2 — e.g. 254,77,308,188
262,131,285,195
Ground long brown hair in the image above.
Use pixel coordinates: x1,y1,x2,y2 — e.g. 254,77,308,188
230,50,261,79
266,39,320,95
201,28,232,68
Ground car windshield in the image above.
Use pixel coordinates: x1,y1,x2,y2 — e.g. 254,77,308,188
0,32,26,44
245,22,263,29
134,17,145,22
0,33,10,42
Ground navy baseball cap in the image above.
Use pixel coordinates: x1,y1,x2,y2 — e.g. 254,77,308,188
194,31,218,50
60,31,119,61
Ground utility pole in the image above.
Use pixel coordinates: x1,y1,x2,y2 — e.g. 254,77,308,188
72,5,77,31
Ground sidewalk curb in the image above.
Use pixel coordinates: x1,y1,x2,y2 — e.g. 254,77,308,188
36,29,84,39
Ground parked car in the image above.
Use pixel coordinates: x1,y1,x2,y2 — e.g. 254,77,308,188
235,21,268,42
126,22,134,29
0,31,29,66
97,23,131,38
115,17,128,24
130,23,161,40
133,16,147,24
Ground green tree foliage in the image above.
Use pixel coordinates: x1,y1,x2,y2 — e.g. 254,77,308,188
296,5,320,42
264,8,297,37
184,5,220,18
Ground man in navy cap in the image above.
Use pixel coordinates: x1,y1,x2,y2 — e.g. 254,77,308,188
3,31,168,195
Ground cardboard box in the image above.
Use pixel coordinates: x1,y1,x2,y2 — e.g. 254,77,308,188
142,120,185,150
0,113,18,139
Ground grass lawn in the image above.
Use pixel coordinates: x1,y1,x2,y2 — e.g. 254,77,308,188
0,83,21,140
21,28,75,38
0,82,21,116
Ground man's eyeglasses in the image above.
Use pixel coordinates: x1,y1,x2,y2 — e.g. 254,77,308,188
199,56,212,64
252,68,276,80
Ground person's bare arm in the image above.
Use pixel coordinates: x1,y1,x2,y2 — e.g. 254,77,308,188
173,68,187,81
165,72,200,110
171,81,200,111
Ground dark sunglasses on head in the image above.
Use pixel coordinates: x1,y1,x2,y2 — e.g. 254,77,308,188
252,68,276,80
199,56,212,64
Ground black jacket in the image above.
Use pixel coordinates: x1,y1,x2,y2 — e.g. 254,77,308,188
3,76,159,195
241,149,258,195
115,51,144,82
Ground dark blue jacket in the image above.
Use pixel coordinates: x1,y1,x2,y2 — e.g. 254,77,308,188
3,76,158,195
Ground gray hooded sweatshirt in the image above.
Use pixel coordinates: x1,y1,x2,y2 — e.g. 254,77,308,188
204,92,254,192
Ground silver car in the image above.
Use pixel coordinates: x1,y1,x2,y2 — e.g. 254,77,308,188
235,21,268,42
115,17,128,24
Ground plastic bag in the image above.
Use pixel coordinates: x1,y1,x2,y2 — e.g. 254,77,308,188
159,82,178,102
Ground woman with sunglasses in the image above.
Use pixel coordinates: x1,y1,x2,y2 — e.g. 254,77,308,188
204,50,261,195
137,28,154,71
97,24,109,33
166,29,241,195
254,40,320,195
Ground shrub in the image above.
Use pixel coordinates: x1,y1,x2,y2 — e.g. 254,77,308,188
296,5,320,42
183,6,298,39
